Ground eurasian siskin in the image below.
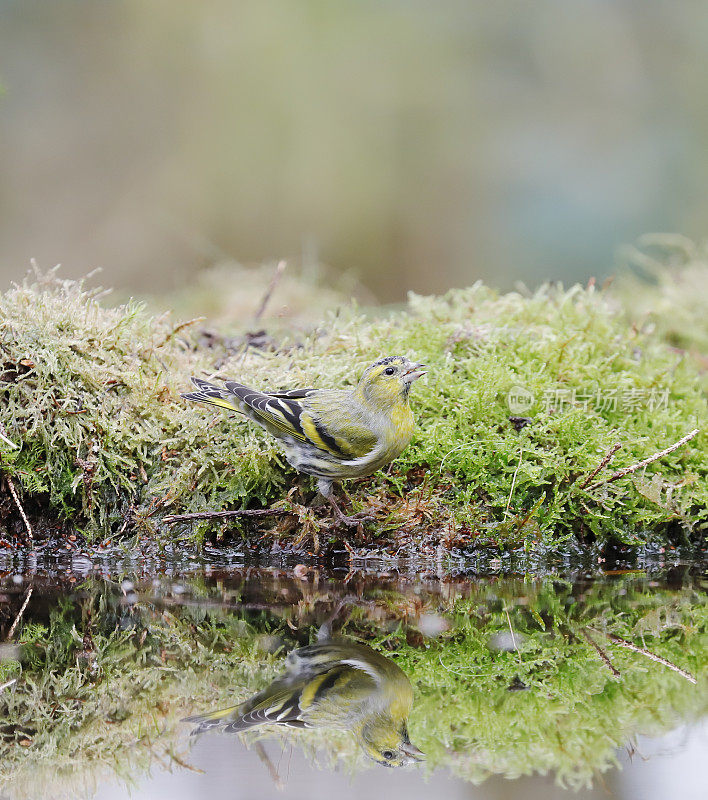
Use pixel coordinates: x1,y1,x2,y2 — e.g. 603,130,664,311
181,355,425,523
184,636,424,768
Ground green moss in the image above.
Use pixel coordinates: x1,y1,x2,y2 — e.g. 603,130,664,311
0,588,287,799
0,264,706,548
381,577,708,785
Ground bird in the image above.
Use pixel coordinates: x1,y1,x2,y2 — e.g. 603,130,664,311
183,636,425,768
181,355,426,525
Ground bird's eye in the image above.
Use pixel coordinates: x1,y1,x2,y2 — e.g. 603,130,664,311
384,367,396,376
381,750,395,760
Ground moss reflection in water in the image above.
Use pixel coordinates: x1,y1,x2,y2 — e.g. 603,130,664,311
0,570,706,797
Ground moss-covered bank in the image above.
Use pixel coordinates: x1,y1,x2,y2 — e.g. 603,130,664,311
0,259,706,550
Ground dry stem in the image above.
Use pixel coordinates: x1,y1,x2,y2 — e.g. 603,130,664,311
3,475,33,541
6,587,33,640
253,259,287,324
579,442,622,489
580,628,620,678
504,448,523,516
253,741,284,791
237,259,288,368
504,606,520,660
589,628,697,684
586,429,699,491
0,420,33,540
163,508,294,524
0,431,18,450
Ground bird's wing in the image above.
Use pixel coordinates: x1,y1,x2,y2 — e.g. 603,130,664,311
183,683,306,736
296,664,379,727
182,378,377,459
182,378,310,444
223,682,308,732
300,394,379,460
291,643,413,726
225,381,367,459
288,641,388,683
182,703,244,736
185,665,376,736
267,388,318,399
224,381,313,442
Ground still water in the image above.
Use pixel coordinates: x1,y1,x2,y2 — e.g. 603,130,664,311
0,549,706,800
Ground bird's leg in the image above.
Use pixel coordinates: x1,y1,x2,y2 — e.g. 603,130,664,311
317,479,375,528
317,597,352,641
326,493,366,528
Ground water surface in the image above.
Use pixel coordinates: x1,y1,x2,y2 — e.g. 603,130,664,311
0,549,706,799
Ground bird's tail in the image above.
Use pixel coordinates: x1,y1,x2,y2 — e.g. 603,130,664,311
181,377,241,413
183,703,243,736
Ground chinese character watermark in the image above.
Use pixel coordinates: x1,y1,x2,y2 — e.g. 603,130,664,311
507,385,670,414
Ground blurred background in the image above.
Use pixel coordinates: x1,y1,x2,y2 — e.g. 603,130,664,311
1,0,708,302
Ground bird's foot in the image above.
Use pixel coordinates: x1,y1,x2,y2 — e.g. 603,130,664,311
325,496,375,528
333,510,376,528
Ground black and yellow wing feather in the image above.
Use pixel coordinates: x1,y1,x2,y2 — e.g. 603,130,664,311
181,378,354,459
183,663,372,736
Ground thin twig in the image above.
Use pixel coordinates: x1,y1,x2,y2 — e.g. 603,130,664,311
0,420,32,539
580,628,620,678
504,606,519,658
236,259,288,370
163,508,294,524
590,629,696,684
253,260,287,324
168,753,205,775
505,448,523,516
579,442,622,489
155,316,206,349
0,431,18,450
254,741,284,791
3,476,33,541
0,678,17,692
586,429,699,491
6,587,33,641
0,419,17,449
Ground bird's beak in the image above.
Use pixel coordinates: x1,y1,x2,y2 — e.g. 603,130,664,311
401,741,426,761
402,362,426,383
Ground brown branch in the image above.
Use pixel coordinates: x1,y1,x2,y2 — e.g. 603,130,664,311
3,476,33,541
0,430,18,450
253,260,287,324
580,628,620,678
579,442,622,489
0,421,32,540
156,316,206,348
235,259,288,369
6,587,33,641
253,741,284,791
167,753,205,775
590,629,697,684
163,508,294,524
586,428,699,491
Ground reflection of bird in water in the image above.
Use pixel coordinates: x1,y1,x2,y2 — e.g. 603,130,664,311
184,637,424,768
181,356,425,525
